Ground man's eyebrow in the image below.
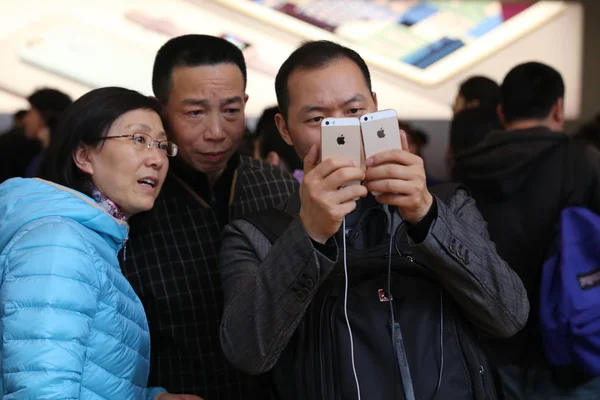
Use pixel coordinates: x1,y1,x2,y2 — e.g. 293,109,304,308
300,94,365,115
300,105,328,114
221,96,244,105
182,98,210,106
341,94,365,106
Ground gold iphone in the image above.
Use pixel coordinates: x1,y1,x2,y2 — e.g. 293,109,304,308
321,117,362,187
360,109,403,195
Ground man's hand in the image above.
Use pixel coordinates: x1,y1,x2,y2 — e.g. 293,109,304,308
299,145,368,243
364,131,433,224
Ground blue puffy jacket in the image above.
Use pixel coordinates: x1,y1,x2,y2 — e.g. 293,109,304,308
0,178,166,399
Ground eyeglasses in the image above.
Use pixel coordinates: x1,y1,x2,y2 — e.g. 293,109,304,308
102,133,178,157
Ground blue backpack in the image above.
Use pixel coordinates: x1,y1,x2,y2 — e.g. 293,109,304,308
540,140,600,378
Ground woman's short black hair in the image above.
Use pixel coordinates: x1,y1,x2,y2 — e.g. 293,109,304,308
41,87,162,197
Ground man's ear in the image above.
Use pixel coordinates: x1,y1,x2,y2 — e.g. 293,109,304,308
497,104,507,127
372,92,378,108
266,151,281,166
552,97,565,125
275,113,294,146
73,145,94,175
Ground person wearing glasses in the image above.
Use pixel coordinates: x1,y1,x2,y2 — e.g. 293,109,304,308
0,87,200,400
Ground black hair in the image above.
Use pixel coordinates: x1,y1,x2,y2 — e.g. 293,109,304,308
152,34,247,104
27,88,73,134
500,62,565,123
13,109,27,121
275,40,372,121
458,76,499,109
41,87,162,197
256,106,302,171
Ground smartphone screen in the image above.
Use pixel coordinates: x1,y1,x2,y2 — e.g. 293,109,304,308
321,117,362,187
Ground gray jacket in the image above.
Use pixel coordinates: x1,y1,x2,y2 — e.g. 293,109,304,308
219,189,529,375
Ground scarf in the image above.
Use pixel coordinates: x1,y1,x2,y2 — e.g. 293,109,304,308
92,186,127,221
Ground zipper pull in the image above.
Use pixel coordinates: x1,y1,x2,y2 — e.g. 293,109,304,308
479,365,488,395
122,240,127,261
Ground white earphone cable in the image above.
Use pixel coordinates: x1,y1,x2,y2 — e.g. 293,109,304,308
342,217,361,400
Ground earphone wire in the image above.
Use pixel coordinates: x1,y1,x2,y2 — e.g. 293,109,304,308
342,217,361,400
388,210,398,397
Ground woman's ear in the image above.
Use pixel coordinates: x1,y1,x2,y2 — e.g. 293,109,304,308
73,145,94,175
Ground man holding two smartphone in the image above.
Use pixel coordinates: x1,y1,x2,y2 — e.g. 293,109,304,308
219,40,528,399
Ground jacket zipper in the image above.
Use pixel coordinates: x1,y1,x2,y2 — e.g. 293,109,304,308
463,327,492,400
122,239,127,261
479,365,487,398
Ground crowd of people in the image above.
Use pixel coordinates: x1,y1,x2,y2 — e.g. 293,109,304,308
0,33,599,400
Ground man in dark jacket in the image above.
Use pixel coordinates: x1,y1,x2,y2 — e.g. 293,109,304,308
121,35,298,399
454,62,600,399
219,40,529,400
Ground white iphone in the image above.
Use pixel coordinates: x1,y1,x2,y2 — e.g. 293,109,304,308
360,109,403,195
321,117,362,187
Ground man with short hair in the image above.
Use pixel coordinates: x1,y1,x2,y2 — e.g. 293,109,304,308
122,35,298,399
454,62,600,398
219,40,528,399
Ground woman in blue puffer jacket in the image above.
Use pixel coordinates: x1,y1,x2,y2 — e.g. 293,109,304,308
0,87,201,400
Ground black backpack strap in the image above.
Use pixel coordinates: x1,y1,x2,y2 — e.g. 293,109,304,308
240,208,295,244
428,182,466,204
561,137,589,209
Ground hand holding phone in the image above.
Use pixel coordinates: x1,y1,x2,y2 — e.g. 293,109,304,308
364,125,433,224
297,119,367,244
